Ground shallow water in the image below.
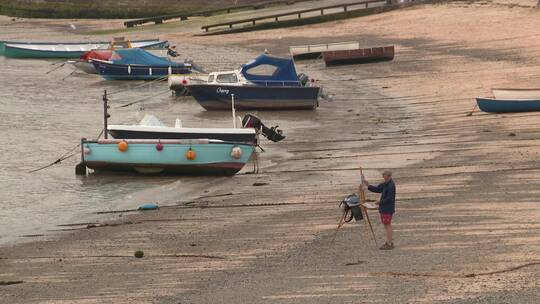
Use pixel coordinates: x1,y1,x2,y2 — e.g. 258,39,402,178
0,54,209,244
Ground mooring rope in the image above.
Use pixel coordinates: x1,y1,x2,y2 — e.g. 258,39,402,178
28,130,103,173
106,74,170,96
114,89,172,108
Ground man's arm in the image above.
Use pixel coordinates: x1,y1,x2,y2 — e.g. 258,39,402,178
367,183,384,193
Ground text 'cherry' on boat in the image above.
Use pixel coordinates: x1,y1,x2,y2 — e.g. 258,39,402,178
184,54,328,110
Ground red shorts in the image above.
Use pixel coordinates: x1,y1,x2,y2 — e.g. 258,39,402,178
380,213,393,225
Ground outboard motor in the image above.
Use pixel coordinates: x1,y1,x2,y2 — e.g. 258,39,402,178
242,114,285,143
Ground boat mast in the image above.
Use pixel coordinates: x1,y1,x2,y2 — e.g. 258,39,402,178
103,90,109,139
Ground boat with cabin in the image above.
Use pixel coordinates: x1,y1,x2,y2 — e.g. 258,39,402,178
185,54,321,110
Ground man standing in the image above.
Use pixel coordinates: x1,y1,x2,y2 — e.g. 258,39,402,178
363,170,396,250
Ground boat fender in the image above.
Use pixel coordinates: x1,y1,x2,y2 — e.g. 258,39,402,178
138,203,159,211
186,148,196,160
168,66,172,75
127,65,131,74
149,67,152,76
231,146,242,159
118,140,128,152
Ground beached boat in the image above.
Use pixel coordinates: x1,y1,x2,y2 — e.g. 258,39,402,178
70,50,113,74
108,114,258,143
92,48,191,80
476,97,540,113
323,45,395,66
492,88,540,100
186,54,320,110
107,114,285,143
1,39,168,59
80,138,254,175
289,41,361,60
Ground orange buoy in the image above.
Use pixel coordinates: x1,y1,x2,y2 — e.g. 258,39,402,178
186,148,196,160
118,140,128,152
231,146,242,159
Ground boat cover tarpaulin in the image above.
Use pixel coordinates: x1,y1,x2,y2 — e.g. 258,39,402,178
241,54,299,82
110,48,182,67
80,50,113,61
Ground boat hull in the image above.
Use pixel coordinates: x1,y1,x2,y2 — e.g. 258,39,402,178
2,39,168,59
323,46,395,66
492,88,540,100
187,84,320,110
107,128,257,143
82,139,254,176
71,61,98,74
93,61,191,80
476,97,540,113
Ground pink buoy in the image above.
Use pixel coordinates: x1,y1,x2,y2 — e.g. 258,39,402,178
156,142,164,151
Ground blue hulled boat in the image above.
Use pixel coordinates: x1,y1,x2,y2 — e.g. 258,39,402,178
185,54,321,110
476,97,540,113
80,138,254,175
92,48,191,80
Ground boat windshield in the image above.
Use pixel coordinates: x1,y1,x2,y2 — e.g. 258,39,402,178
216,73,238,83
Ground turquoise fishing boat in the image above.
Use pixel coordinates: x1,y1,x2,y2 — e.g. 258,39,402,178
79,138,254,175
1,39,168,59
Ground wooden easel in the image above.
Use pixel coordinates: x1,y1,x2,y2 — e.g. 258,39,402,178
330,167,378,249
360,167,378,249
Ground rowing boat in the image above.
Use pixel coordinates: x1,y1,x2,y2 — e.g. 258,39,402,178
2,39,168,59
289,41,361,60
323,45,394,66
476,97,540,113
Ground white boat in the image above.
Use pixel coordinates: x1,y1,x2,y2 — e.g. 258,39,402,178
108,114,285,143
492,88,540,100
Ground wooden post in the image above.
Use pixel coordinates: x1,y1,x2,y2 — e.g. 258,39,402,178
103,90,109,139
298,13,301,18
320,9,324,15
344,5,348,12
253,20,256,25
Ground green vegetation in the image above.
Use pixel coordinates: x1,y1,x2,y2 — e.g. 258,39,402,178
0,1,212,19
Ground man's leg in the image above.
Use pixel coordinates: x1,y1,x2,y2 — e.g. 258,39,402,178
385,223,393,244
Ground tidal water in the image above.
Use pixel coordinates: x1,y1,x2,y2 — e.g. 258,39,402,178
0,54,213,245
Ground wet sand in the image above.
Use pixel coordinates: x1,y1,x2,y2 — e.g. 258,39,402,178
1,1,540,303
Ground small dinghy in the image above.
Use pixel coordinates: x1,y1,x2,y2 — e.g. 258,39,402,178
323,45,394,66
92,48,191,80
185,54,322,110
476,97,540,113
1,39,168,59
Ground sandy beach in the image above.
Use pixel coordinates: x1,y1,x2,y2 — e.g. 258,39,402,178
1,1,539,303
